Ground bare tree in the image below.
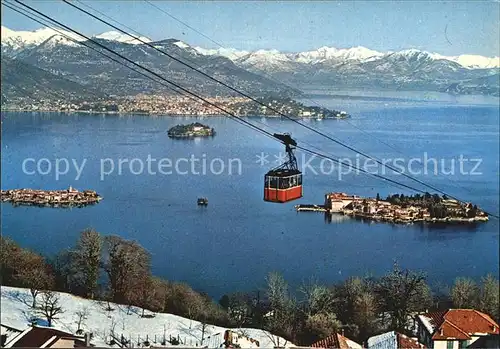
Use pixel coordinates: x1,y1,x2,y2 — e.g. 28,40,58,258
195,319,211,345
102,236,151,305
305,312,341,339
262,329,288,348
266,272,289,311
109,317,117,341
0,236,22,285
73,228,102,299
479,274,499,321
75,307,90,333
264,272,297,343
451,277,479,308
375,262,431,332
186,291,204,329
37,291,64,327
300,281,340,340
135,275,164,317
300,281,336,317
353,291,378,340
222,292,252,328
15,251,54,308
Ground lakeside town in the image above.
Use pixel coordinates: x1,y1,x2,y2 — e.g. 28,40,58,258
297,192,489,224
1,94,349,119
0,187,101,208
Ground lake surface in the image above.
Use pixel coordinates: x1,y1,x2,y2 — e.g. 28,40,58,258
1,93,499,298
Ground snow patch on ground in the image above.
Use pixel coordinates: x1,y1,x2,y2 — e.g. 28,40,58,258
1,286,293,348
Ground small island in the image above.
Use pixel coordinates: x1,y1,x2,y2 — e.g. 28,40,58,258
167,122,215,138
1,187,102,208
296,192,489,225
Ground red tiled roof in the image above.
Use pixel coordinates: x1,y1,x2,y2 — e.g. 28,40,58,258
310,333,352,349
419,309,500,340
433,320,471,340
396,333,426,348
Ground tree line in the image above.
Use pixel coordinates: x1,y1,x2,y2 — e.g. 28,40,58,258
384,193,482,218
0,230,498,346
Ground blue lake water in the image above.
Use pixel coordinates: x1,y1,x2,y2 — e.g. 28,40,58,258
1,94,499,298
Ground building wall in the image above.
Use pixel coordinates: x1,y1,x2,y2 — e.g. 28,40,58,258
469,336,481,346
433,336,482,349
433,340,451,349
330,200,345,212
51,338,77,348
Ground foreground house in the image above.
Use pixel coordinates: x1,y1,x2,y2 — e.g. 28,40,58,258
416,309,499,349
1,324,23,346
3,325,92,348
310,332,362,348
368,331,426,349
466,334,500,348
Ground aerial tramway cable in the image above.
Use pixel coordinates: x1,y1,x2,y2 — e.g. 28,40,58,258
6,0,498,217
59,0,491,209
141,0,413,156
74,0,487,205
4,1,423,194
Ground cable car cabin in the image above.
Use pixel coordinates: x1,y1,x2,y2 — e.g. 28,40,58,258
264,169,303,203
264,133,303,203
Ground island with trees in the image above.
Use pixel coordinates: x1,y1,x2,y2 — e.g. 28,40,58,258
167,122,215,138
320,192,489,224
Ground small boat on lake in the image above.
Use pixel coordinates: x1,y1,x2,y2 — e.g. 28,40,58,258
197,197,208,206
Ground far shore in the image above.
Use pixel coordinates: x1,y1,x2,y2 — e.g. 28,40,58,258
0,108,348,119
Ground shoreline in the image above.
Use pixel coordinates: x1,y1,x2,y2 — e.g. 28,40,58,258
0,109,349,119
342,211,489,225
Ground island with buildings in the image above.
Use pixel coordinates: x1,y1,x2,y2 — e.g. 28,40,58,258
167,122,215,138
296,192,489,224
1,187,101,208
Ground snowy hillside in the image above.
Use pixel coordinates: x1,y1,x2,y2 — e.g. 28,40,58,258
94,31,152,44
1,26,83,46
235,49,297,72
292,46,384,64
447,54,500,69
1,286,294,348
194,46,250,61
0,26,150,55
1,25,83,55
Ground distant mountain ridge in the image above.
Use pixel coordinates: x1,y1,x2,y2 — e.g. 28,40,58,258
1,56,104,103
192,44,500,70
1,26,298,97
1,25,499,98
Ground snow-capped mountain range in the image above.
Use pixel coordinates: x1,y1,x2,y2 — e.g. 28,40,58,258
2,25,499,69
0,26,152,54
1,25,499,97
195,45,500,70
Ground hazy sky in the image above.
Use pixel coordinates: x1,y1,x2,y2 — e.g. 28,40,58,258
2,1,499,56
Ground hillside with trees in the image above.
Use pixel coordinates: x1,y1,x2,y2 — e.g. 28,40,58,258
1,231,498,346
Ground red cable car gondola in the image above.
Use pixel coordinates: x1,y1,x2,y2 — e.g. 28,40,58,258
264,133,303,203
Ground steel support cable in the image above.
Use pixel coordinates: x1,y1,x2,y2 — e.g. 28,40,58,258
60,0,485,208
8,0,498,218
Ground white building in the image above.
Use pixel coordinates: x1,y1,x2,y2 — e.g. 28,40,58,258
368,331,425,349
